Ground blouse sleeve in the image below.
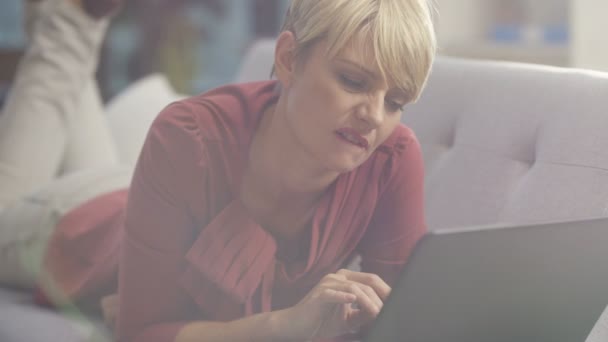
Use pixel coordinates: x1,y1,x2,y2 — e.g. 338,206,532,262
357,133,427,286
116,102,208,342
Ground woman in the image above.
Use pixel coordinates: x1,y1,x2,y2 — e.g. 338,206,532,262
1,0,437,341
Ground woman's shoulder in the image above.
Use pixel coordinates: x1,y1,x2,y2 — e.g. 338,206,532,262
374,123,422,164
364,123,423,188
152,81,279,146
381,124,419,153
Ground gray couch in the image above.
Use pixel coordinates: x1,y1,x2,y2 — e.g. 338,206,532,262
2,39,608,341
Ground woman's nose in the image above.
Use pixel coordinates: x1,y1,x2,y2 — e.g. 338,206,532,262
356,95,384,129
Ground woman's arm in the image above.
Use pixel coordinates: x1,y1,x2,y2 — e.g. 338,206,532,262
105,295,296,342
174,310,292,342
115,103,203,342
176,268,390,342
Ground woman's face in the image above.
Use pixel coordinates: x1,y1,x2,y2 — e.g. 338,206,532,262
278,33,410,174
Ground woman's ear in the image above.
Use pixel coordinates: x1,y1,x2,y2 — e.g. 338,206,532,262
274,31,297,88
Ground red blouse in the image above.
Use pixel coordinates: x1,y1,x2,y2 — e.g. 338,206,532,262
42,81,427,342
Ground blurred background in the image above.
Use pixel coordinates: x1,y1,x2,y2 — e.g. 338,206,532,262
0,0,607,105
435,0,607,72
0,0,292,103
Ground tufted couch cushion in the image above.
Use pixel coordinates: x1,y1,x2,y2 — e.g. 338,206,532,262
406,58,608,230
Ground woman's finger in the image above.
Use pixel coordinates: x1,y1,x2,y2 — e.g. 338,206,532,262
337,269,391,301
352,281,383,311
328,281,381,319
346,307,373,330
318,287,357,305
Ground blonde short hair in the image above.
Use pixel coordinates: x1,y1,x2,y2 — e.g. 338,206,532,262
276,0,437,102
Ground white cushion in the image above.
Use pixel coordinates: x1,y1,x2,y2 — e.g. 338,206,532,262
105,74,185,167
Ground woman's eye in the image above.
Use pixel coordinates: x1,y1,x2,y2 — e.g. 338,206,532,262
339,74,365,90
386,100,405,112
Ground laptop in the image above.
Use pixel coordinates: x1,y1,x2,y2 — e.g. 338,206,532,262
364,217,608,342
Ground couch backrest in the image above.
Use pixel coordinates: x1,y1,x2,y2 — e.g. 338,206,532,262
236,40,608,231
235,39,277,83
407,59,608,230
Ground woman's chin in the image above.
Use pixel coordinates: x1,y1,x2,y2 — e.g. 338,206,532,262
324,154,367,174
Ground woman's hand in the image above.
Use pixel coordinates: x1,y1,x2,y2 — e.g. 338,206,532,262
282,269,391,340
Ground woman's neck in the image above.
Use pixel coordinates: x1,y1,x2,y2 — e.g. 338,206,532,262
249,100,339,201
240,100,338,226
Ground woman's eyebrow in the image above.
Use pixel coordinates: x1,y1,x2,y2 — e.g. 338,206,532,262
336,59,410,98
335,58,378,80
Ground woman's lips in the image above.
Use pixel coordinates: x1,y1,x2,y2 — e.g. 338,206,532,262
335,128,369,150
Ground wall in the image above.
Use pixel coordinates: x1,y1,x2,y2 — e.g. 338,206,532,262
571,0,608,72
433,0,488,47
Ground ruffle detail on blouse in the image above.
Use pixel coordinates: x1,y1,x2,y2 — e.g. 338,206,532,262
179,199,277,318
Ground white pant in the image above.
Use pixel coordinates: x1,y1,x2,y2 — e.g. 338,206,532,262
0,0,131,289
